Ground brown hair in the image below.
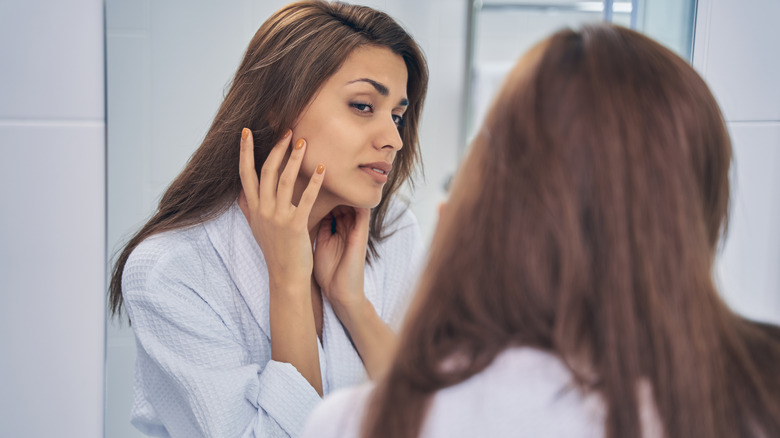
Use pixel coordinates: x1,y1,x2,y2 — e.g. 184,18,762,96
363,24,780,438
109,0,428,318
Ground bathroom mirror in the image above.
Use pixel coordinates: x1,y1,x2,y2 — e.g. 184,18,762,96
105,1,697,436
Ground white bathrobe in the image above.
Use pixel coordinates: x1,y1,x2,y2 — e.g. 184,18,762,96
122,200,422,437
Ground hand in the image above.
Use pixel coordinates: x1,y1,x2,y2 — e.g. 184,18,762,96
313,205,371,312
238,128,325,294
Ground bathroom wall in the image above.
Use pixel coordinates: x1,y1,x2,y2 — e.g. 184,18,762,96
0,0,106,436
696,0,780,324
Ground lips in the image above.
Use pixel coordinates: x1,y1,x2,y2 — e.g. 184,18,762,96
359,161,392,175
358,161,392,183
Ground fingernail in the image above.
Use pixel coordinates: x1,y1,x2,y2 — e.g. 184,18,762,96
284,129,292,138
316,164,325,174
295,138,305,150
241,128,249,140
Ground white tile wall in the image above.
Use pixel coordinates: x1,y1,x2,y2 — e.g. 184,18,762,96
0,0,105,435
0,1,104,120
0,124,106,437
700,0,780,122
0,3,105,437
716,123,780,324
695,0,780,324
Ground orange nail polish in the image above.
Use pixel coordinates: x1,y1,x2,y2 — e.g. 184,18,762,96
295,138,305,150
241,128,249,140
284,129,292,138
316,164,325,174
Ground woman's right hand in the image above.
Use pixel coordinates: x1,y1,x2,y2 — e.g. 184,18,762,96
238,127,326,295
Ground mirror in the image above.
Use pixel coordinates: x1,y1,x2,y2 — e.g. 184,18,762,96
105,1,697,436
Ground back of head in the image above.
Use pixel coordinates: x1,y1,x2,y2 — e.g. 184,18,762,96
109,0,428,317
364,24,780,438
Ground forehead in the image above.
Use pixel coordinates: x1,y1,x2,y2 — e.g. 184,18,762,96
328,45,408,96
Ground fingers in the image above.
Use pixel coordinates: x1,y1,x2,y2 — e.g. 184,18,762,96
276,137,306,206
239,128,260,210
259,129,293,211
296,163,326,220
241,128,325,224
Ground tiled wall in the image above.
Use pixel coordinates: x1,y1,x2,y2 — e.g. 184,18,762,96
697,0,780,324
0,0,106,437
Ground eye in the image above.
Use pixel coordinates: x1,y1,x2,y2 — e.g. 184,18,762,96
350,102,373,114
392,114,406,127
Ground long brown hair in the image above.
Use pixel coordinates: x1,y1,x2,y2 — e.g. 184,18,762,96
364,24,780,438
109,1,428,318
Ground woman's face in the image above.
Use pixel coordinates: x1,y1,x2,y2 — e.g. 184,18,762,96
292,45,409,209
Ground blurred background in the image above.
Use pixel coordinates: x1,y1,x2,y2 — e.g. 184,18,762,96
1,0,778,436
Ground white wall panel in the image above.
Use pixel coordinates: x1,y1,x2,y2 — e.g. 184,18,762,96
716,123,780,324
0,1,104,120
0,0,105,435
702,0,780,122
0,124,105,437
695,0,780,325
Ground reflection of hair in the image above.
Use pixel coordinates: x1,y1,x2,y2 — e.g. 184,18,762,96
109,0,428,317
364,24,780,438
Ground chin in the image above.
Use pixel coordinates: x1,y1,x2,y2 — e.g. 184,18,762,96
354,196,383,209
344,191,383,209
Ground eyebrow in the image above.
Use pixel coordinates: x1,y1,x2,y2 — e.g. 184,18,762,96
347,78,409,106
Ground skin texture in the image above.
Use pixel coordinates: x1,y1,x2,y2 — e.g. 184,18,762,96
238,46,408,395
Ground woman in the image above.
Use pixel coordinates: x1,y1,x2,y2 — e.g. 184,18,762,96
108,1,428,437
302,24,780,438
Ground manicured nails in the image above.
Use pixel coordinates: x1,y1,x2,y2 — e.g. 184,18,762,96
241,128,249,140
295,138,305,150
316,164,325,174
283,129,292,138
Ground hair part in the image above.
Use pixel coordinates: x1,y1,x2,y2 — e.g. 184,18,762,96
363,24,780,438
109,0,428,318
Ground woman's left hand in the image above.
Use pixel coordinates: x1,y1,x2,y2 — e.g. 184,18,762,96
313,206,371,313
314,206,399,379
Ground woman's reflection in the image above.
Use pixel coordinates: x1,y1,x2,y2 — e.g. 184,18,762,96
107,1,428,436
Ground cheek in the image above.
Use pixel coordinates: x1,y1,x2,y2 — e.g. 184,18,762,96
299,149,319,178
299,129,351,175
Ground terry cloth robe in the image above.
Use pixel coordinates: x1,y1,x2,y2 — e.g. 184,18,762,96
122,199,422,437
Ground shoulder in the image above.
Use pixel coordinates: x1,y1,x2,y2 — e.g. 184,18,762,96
424,348,604,437
125,226,209,278
432,348,576,403
301,383,373,438
122,225,223,305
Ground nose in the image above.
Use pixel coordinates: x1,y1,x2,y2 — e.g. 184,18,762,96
374,117,403,151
